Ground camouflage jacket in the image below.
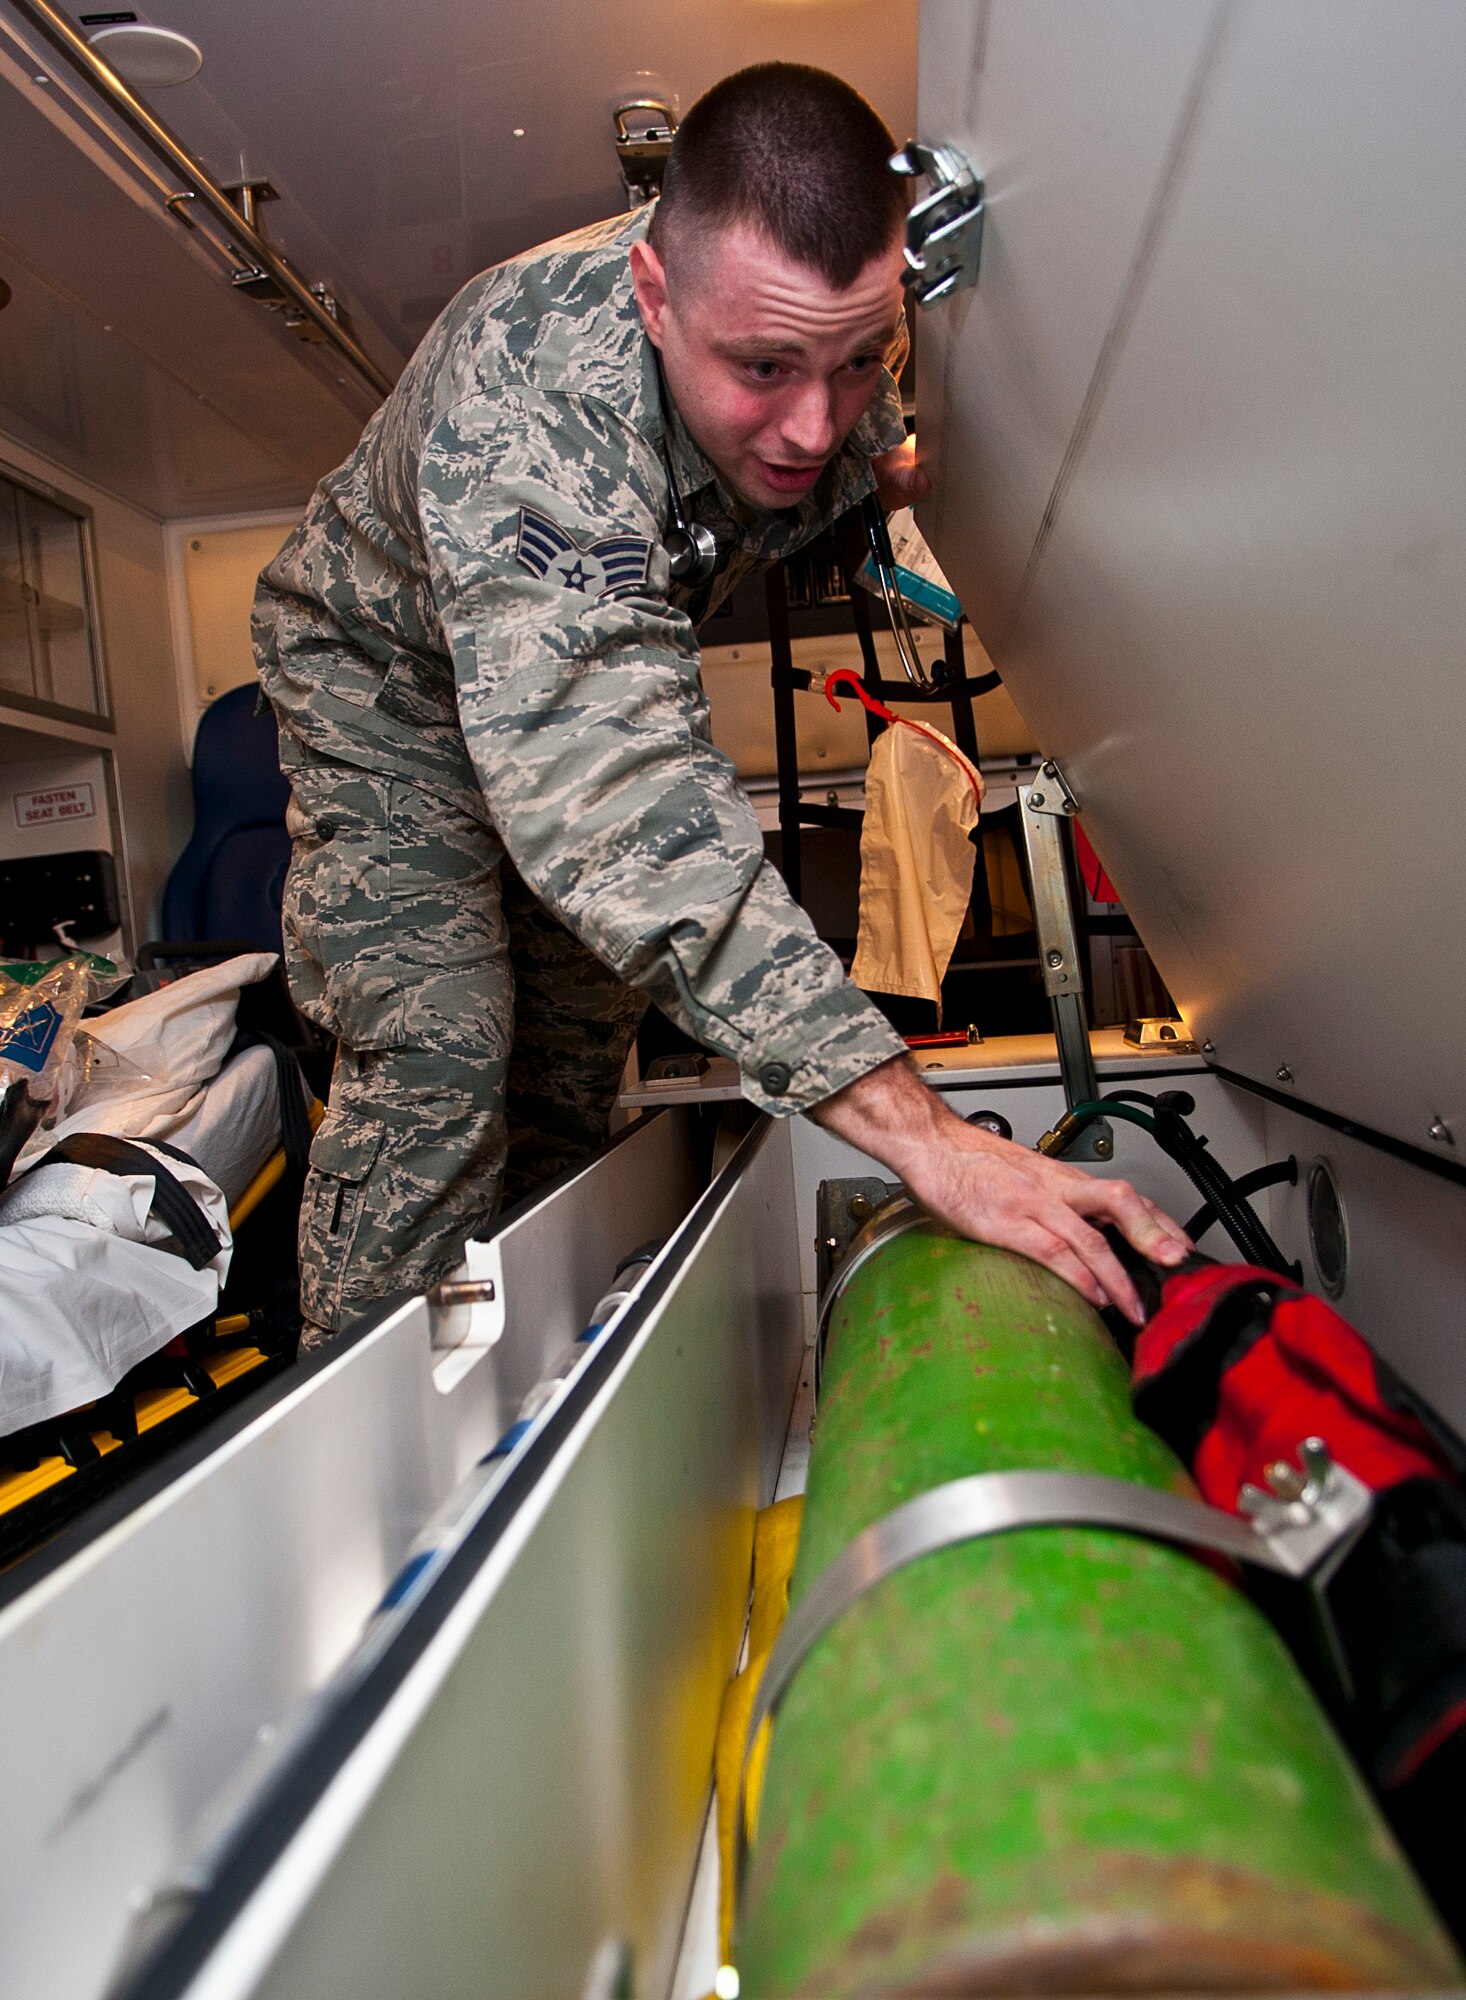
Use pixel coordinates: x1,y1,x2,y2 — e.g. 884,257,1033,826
254,206,908,1114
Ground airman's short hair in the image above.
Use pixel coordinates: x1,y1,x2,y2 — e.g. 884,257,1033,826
650,63,907,291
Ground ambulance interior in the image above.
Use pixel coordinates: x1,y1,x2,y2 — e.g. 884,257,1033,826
0,2,1463,1996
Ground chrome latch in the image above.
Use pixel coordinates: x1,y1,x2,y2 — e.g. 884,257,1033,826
614,97,677,206
889,141,985,306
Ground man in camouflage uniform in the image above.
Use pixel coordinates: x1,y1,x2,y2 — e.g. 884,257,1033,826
257,64,1189,1338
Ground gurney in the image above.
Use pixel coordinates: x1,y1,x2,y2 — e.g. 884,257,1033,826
0,953,318,1557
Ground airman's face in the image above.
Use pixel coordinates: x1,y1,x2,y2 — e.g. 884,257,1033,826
631,221,906,512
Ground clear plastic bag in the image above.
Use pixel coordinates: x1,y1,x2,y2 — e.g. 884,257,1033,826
0,955,130,1180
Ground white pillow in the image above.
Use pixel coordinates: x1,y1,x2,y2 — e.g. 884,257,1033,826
16,952,278,1167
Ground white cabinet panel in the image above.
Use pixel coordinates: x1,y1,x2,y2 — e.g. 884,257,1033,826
919,0,1466,1156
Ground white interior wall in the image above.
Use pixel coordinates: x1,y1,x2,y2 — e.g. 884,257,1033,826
163,511,301,744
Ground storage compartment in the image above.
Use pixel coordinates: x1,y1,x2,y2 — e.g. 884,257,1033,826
0,1107,704,2000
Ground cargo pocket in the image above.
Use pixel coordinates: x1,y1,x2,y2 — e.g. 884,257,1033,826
300,1116,386,1332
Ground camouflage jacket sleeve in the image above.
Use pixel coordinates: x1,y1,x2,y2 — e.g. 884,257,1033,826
418,385,906,1115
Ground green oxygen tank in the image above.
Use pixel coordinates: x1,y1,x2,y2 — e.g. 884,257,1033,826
734,1218,1459,1996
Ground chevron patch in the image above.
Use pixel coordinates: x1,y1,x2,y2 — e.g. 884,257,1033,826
515,507,654,600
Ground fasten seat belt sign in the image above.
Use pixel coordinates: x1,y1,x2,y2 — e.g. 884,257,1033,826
13,782,96,830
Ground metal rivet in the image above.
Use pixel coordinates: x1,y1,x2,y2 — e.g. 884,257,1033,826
1276,1065,1294,1084
1029,792,1046,809
847,1193,872,1224
1093,1133,1114,1159
428,1278,495,1307
1201,1040,1216,1056
1045,949,1064,968
1429,1118,1454,1147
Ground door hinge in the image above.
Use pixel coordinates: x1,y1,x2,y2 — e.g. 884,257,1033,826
889,140,985,306
1023,759,1078,819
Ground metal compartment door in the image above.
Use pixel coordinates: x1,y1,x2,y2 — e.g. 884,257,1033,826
119,1115,804,2000
917,0,1466,1160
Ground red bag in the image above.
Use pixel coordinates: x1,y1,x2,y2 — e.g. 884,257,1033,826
1132,1261,1466,1940
1133,1264,1450,1509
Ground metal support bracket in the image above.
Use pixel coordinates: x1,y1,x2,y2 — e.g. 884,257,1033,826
219,175,279,233
889,140,985,306
737,1444,1372,1873
1016,763,1111,1159
1024,758,1079,821
815,1177,901,1305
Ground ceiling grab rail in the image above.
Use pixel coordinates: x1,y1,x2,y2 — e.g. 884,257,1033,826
3,0,395,401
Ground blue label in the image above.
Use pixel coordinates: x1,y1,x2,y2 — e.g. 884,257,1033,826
857,554,963,631
484,1417,534,1461
0,1000,64,1075
375,1547,439,1614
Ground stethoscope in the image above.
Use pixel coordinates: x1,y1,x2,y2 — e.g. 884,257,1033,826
660,436,719,588
860,491,934,692
655,356,719,589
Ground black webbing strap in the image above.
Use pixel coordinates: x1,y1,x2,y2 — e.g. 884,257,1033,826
30,1134,222,1270
230,1030,312,1178
765,564,805,907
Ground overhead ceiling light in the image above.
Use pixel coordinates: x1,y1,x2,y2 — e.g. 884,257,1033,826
86,23,203,88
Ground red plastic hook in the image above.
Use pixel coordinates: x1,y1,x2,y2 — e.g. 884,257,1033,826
824,667,897,725
824,666,983,805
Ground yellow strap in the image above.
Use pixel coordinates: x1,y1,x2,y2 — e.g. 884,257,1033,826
713,1494,804,1962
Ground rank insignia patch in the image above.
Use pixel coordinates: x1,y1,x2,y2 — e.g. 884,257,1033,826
515,508,654,599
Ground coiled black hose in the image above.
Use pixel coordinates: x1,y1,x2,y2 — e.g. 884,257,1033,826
1048,1091,1297,1277
1185,1158,1299,1245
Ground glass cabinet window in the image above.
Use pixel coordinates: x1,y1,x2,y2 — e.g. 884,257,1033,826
0,470,106,721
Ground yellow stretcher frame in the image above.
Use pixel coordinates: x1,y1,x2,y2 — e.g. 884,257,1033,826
0,1099,324,1530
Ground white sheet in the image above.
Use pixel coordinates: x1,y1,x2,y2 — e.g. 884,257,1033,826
0,1219,223,1434
0,1141,231,1276
166,1043,299,1206
0,1126,235,1439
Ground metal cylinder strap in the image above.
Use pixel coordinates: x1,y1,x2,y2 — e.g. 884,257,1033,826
737,1459,1373,1879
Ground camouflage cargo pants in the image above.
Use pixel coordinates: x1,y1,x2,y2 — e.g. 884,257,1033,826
281,759,646,1335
